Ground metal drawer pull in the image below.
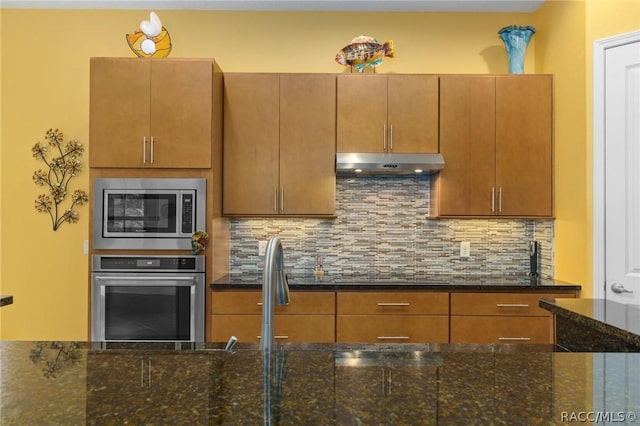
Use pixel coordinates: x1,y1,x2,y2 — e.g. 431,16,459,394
496,303,530,308
377,336,410,340
142,137,147,164
257,335,289,340
498,337,532,341
377,302,410,306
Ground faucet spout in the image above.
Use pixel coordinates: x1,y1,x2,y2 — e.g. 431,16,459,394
261,236,290,352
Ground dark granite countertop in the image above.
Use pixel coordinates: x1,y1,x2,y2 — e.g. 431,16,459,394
0,295,13,307
1,341,638,424
212,273,581,292
540,298,640,351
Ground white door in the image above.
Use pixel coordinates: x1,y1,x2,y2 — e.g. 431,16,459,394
604,39,640,305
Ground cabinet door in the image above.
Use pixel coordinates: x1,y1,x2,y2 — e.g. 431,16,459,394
496,75,553,216
336,74,388,153
279,74,336,215
223,74,279,215
90,58,151,168
150,59,213,168
436,75,496,216
387,74,439,153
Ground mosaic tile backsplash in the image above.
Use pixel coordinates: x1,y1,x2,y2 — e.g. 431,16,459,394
229,175,554,279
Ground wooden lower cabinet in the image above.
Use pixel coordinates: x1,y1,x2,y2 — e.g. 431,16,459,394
450,316,553,344
337,315,449,343
210,289,578,344
450,291,578,344
336,292,449,343
210,290,335,343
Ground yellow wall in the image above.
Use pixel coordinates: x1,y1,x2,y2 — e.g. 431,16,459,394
535,1,589,294
532,0,639,299
0,4,637,339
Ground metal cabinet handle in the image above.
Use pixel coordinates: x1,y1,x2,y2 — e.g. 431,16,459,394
142,137,147,164
148,359,152,388
377,302,410,306
280,187,284,212
150,136,155,164
491,187,495,213
498,187,503,212
611,283,634,294
274,187,278,212
498,337,531,341
496,303,530,308
383,124,387,150
257,335,289,340
377,336,410,340
389,124,394,151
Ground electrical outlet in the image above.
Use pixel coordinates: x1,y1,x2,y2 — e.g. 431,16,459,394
258,241,267,256
460,241,471,258
83,240,89,255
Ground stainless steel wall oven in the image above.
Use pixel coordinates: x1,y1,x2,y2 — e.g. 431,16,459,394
93,178,206,250
91,255,205,342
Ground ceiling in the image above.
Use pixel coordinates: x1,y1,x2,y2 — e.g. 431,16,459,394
1,0,545,12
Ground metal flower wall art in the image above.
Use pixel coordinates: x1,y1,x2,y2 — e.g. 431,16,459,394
335,35,395,72
126,11,172,58
32,128,88,231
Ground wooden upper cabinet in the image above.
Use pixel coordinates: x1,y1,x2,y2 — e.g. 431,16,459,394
223,74,280,215
432,74,553,218
279,74,336,215
496,75,553,217
435,75,496,216
337,74,439,154
223,73,336,217
90,58,214,169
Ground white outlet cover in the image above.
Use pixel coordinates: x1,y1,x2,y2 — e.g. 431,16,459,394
460,242,471,258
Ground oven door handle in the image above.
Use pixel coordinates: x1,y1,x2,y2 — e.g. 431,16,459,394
94,275,199,282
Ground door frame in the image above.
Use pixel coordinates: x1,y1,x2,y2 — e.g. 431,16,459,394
593,30,640,299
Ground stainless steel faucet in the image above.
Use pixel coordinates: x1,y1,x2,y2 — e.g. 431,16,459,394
260,236,290,352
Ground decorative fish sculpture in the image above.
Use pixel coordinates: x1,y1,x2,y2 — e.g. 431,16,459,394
335,35,395,72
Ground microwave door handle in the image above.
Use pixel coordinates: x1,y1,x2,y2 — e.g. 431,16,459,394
94,276,199,281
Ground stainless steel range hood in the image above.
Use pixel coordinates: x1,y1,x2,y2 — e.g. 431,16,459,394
336,153,445,175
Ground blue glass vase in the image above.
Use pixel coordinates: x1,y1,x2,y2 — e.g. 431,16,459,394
498,25,536,74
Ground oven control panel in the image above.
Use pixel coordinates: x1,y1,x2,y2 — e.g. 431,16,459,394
92,255,205,273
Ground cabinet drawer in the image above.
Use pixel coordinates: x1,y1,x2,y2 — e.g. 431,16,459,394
450,316,553,344
336,315,449,343
450,292,575,317
211,291,335,315
211,314,335,343
337,292,449,315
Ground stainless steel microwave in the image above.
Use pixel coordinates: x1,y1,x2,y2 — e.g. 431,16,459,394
93,178,206,250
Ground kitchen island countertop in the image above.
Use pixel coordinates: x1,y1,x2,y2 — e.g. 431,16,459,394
1,341,637,424
540,298,640,351
211,273,581,292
